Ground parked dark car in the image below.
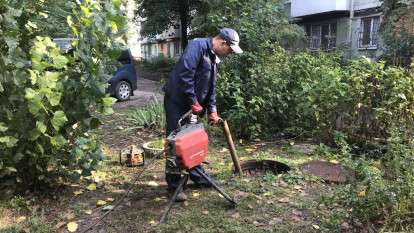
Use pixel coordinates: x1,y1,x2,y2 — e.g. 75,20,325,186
107,49,138,101
53,40,138,101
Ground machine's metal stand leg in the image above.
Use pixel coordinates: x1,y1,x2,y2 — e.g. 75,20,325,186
159,174,188,224
193,167,236,206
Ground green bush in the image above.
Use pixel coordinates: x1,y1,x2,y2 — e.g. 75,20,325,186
0,1,125,191
127,99,165,131
143,54,176,72
332,129,414,231
218,47,414,143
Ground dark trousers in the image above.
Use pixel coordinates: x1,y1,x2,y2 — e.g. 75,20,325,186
164,95,209,190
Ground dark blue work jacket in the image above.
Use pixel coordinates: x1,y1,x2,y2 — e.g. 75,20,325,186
163,38,218,114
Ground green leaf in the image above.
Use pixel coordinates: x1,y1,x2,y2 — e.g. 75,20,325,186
25,88,37,100
102,97,116,107
29,129,41,141
29,70,38,84
13,153,24,163
0,123,8,132
46,92,61,106
89,117,101,129
36,121,47,134
0,136,18,147
51,111,68,131
50,135,66,147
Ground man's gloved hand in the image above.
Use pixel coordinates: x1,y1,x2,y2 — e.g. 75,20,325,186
208,112,221,125
191,102,203,115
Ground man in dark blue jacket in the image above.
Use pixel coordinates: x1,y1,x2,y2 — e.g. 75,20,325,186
163,28,243,201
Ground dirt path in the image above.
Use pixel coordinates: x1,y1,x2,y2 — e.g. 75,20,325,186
113,78,163,110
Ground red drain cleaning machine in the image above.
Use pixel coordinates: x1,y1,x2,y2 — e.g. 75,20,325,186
159,111,236,223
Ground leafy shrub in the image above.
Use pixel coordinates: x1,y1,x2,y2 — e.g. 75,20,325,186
332,129,414,231
143,54,176,72
127,98,165,131
218,46,414,143
0,1,125,191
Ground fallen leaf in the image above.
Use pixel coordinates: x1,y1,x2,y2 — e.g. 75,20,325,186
312,224,320,230
147,181,159,187
247,204,253,209
73,190,83,196
235,191,249,198
358,190,366,197
219,147,228,153
341,222,350,230
268,217,283,225
96,200,107,206
202,210,209,215
67,222,78,232
84,210,92,215
154,197,163,202
106,197,115,202
183,201,189,206
231,212,240,218
293,185,303,190
63,212,75,220
292,210,303,216
86,183,97,191
103,205,114,211
16,216,26,223
192,192,200,197
55,221,65,229
149,220,157,225
245,148,254,153
263,192,272,197
277,197,289,203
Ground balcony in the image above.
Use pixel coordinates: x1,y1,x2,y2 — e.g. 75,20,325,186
291,0,350,18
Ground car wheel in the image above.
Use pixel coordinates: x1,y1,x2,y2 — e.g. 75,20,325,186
115,80,131,101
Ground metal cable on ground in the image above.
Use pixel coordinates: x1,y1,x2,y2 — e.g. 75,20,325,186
79,148,168,233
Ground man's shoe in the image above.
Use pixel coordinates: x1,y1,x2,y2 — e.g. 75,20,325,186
168,190,187,202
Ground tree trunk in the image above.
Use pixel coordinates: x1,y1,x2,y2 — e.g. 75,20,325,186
178,0,189,50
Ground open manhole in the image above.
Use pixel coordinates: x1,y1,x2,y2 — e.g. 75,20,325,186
240,160,290,176
300,160,355,183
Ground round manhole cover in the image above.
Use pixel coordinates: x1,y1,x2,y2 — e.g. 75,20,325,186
300,160,355,183
240,160,290,176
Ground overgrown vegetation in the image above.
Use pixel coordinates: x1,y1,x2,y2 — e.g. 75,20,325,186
380,0,414,66
316,130,414,231
142,54,176,72
0,0,125,193
219,49,414,143
127,99,165,131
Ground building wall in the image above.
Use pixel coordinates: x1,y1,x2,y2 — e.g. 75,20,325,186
353,0,381,11
141,40,181,60
140,24,182,60
349,12,383,58
290,0,384,59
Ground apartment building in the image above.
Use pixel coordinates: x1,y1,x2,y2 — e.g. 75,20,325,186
286,0,383,58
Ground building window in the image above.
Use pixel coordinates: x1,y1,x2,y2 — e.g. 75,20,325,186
305,23,337,51
358,16,380,49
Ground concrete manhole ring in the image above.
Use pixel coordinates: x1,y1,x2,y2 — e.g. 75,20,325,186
300,160,355,183
239,160,290,176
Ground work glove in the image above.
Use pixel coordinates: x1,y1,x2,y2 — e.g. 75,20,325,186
208,112,221,125
191,102,203,115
